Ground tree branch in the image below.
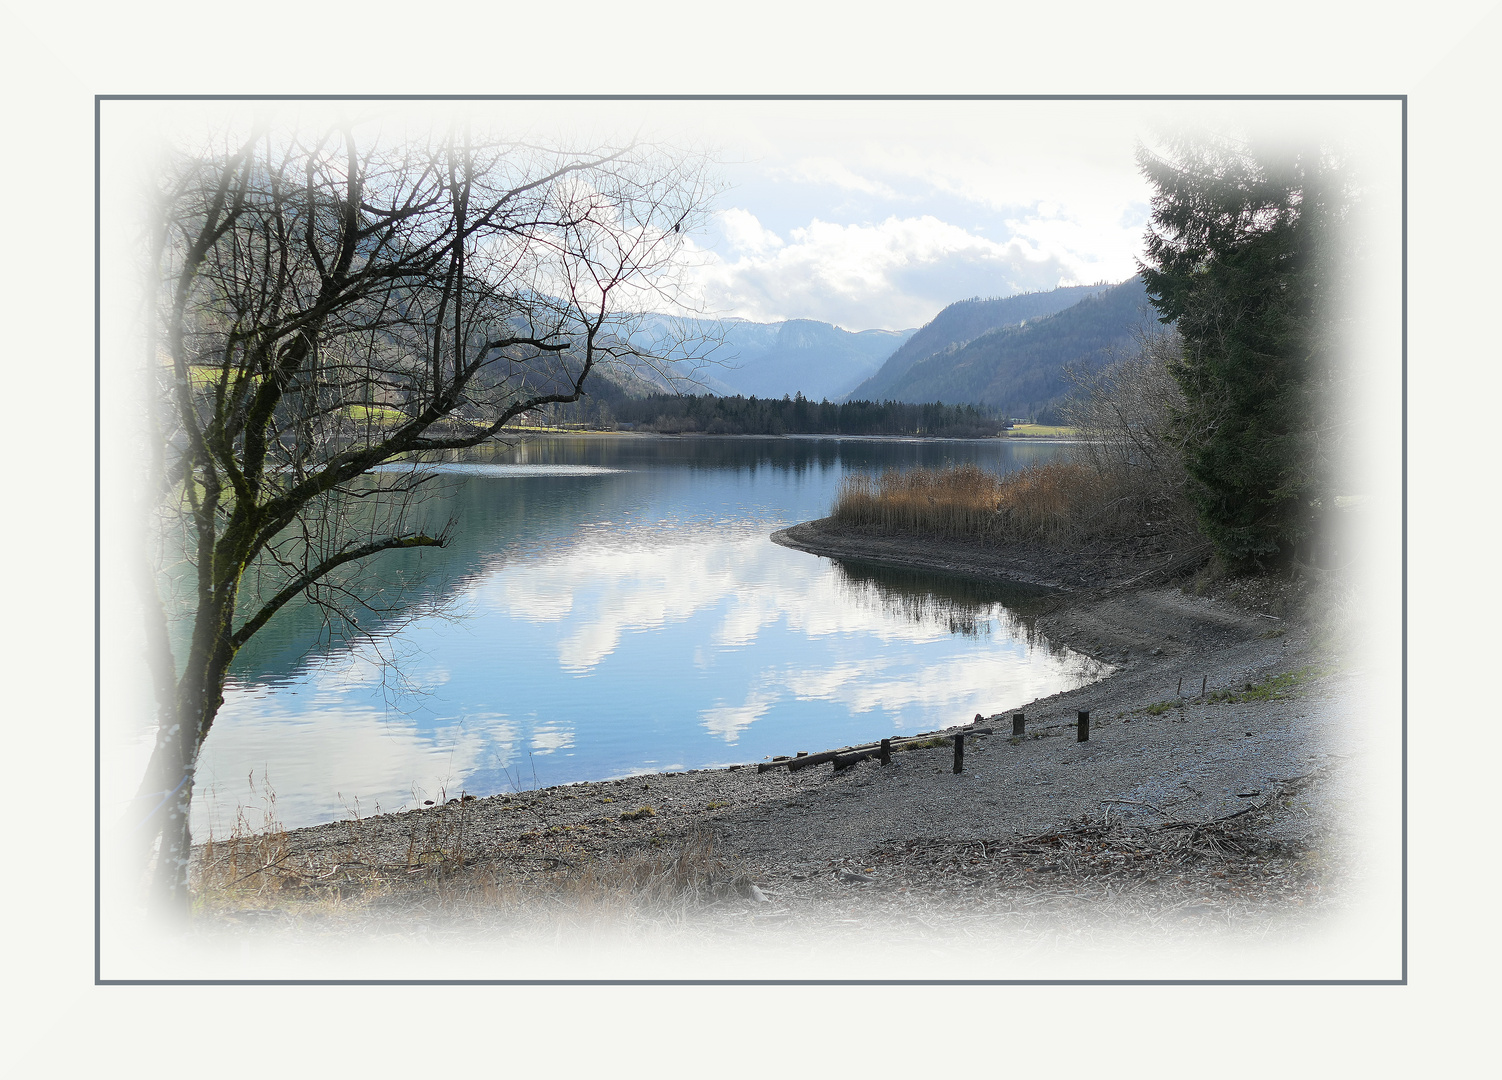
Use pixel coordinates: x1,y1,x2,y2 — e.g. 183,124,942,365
230,531,448,650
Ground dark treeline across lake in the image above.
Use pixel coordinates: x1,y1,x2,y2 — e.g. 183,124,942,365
548,393,1004,437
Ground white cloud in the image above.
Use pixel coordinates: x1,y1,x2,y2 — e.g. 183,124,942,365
686,213,1071,329
558,619,625,673
784,661,882,700
715,207,784,256
698,641,1104,746
778,156,900,199
529,723,576,755
468,529,965,675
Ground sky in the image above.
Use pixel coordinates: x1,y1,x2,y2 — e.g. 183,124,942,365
476,98,1398,332
524,98,1162,330
107,98,1401,335
676,100,1156,329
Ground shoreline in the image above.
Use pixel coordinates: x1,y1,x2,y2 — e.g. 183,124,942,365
497,427,1081,443
194,519,1361,943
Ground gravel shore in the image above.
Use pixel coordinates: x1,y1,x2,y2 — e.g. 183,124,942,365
196,520,1373,960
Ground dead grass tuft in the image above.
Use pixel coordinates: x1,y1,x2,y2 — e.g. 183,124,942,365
194,774,292,904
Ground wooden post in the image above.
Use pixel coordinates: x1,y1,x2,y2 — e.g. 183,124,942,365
1177,676,1183,697
1012,712,1025,737
953,731,965,773
1201,675,1207,697
880,738,891,766
1077,709,1090,742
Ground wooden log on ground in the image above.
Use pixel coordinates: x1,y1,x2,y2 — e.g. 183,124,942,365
788,749,846,772
832,748,880,771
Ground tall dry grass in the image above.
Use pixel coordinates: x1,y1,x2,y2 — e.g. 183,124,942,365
832,461,1114,547
194,776,293,902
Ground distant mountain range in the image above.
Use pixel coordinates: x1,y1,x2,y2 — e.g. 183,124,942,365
621,315,916,402
712,318,917,401
588,278,1155,418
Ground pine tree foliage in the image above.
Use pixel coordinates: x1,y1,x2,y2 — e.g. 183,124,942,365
1138,132,1350,570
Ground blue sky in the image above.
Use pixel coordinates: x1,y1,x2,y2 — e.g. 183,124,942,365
495,97,1398,332
110,98,1400,335
524,99,1169,330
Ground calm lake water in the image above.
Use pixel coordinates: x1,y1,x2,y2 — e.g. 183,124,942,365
194,436,1106,833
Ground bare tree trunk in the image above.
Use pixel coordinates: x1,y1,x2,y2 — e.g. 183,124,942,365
146,583,238,916
150,745,197,913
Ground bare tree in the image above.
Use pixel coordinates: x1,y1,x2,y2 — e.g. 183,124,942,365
1066,325,1187,483
132,115,716,913
1063,324,1202,547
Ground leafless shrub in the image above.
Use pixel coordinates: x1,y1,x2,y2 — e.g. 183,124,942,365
1065,326,1186,487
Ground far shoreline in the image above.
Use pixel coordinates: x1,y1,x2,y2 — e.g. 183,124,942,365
486,426,1086,444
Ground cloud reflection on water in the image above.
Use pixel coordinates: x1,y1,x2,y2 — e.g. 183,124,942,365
201,439,1102,829
465,528,1103,746
475,528,987,677
193,695,495,833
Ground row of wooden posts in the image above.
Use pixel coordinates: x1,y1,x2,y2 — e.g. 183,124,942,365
757,672,1223,777
756,708,1093,777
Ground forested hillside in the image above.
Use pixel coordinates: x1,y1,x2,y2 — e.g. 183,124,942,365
847,283,1110,401
868,277,1154,418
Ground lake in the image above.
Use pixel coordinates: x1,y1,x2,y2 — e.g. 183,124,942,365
194,435,1107,833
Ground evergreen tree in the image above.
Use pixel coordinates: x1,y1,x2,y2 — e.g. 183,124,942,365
1138,132,1348,570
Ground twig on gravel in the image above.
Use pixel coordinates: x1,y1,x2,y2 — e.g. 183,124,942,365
1100,798,1168,816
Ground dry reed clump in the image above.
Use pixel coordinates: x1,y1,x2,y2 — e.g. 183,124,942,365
193,799,765,931
831,461,1113,547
